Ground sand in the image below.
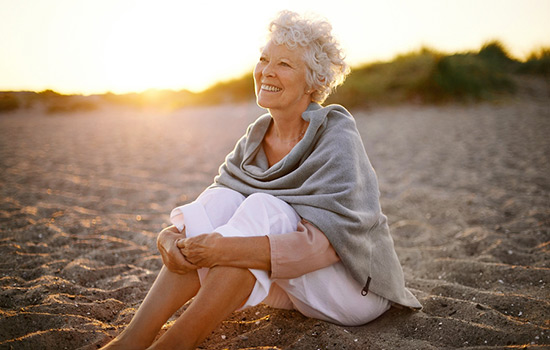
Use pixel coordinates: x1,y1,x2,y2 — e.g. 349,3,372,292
1,79,549,349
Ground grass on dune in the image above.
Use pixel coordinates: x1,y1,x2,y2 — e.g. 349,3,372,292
326,41,544,107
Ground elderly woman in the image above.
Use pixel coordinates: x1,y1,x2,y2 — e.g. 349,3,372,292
101,10,421,350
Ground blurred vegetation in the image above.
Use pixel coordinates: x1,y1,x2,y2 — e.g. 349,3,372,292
1,41,548,114
327,41,545,106
39,90,99,113
0,93,20,112
517,47,550,76
0,90,100,114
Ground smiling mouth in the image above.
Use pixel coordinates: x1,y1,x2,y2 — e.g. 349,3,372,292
261,84,282,92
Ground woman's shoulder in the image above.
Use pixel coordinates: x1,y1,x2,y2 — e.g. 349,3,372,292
308,105,364,156
308,103,355,125
322,104,360,138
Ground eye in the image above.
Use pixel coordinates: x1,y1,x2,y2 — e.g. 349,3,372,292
280,61,291,67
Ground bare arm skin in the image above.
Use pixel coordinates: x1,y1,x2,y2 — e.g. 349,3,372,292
177,234,272,271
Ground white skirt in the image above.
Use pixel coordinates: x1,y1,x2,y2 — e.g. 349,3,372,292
170,187,390,326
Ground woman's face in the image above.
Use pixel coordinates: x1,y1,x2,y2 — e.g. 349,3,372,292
254,41,311,112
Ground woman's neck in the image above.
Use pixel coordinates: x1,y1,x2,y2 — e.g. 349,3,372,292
267,101,311,142
268,114,307,143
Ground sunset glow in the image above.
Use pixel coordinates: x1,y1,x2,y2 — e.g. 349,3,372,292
1,0,549,95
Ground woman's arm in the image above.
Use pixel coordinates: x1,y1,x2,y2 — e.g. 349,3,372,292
177,234,271,271
269,220,340,279
177,220,339,277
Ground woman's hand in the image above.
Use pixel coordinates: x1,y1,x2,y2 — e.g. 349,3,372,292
177,233,223,268
157,225,198,274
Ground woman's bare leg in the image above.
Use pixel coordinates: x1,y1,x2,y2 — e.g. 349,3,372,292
148,266,256,350
101,266,200,349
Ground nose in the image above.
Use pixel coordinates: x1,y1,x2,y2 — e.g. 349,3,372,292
262,62,275,77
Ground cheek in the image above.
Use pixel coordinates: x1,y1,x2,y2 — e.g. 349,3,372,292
254,62,264,76
253,74,260,91
253,67,262,86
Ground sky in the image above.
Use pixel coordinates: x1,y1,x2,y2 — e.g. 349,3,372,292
1,0,549,95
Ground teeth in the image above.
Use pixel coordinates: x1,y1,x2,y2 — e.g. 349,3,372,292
262,84,281,92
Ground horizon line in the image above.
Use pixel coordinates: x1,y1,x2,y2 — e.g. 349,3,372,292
1,40,547,97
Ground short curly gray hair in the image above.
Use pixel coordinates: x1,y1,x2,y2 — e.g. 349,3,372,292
267,10,350,104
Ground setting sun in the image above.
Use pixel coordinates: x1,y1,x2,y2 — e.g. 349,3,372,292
99,1,261,93
1,0,549,95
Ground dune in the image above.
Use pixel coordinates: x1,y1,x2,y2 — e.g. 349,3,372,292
0,78,548,349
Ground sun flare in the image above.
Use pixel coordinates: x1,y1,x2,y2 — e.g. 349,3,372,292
1,0,549,95
100,2,243,93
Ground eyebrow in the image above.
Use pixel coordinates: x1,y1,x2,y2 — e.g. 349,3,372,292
258,47,302,65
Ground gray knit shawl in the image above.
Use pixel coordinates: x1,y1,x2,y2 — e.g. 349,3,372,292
212,103,421,309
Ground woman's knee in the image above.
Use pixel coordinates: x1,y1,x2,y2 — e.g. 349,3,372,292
230,193,300,234
203,266,257,304
194,187,246,229
242,192,279,206
197,187,245,212
240,193,298,219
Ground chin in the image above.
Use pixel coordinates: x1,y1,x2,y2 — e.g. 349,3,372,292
256,98,275,110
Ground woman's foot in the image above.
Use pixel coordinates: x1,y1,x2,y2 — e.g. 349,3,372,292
99,332,151,350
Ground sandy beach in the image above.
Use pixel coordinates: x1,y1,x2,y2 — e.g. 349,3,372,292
0,79,549,349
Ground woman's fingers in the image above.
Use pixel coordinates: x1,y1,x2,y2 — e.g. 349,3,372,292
176,238,186,249
180,233,222,267
179,225,187,236
156,226,197,274
158,227,224,269
166,247,197,274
